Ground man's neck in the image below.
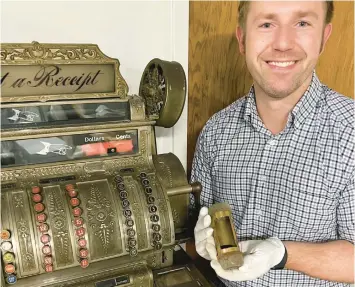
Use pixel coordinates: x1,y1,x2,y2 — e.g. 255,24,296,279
253,76,313,135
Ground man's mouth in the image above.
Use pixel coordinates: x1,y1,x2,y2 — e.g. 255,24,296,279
266,61,297,68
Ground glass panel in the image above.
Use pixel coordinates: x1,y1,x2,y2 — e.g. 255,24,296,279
1,101,130,130
1,130,138,168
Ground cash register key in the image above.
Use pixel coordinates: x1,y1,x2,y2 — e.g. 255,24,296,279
149,205,157,213
153,233,162,241
76,227,86,237
32,186,41,194
119,191,128,199
36,213,47,223
128,239,137,247
3,253,15,264
1,241,13,252
126,228,135,237
79,248,89,258
1,230,11,240
40,234,51,244
45,264,54,272
80,258,89,268
44,256,53,265
6,274,17,284
123,209,132,218
4,264,15,274
73,207,82,217
65,184,75,191
147,196,155,204
129,247,138,257
145,187,152,195
125,219,134,227
152,224,160,232
78,238,87,248
154,242,162,250
42,245,52,255
141,179,150,187
34,203,45,213
139,172,147,178
117,183,125,191
122,199,130,208
114,175,123,183
70,198,80,207
38,223,49,233
74,218,84,227
150,215,159,222
67,189,78,198
32,194,42,203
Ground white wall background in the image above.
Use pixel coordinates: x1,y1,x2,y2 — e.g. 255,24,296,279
1,0,189,170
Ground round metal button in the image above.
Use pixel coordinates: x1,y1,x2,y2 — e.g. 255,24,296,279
125,219,134,227
129,247,138,257
6,274,17,284
40,234,51,244
128,239,137,247
79,248,89,258
152,224,160,232
119,191,128,199
34,203,45,213
154,242,162,250
114,175,123,183
70,198,80,207
127,228,135,237
45,264,54,272
123,209,132,218
32,186,41,194
74,217,84,227
67,189,78,198
78,238,87,248
122,199,130,208
3,253,15,263
4,264,15,274
65,184,75,191
1,241,12,252
44,256,53,265
76,227,86,237
80,258,89,268
36,213,47,223
38,223,49,233
150,215,159,222
73,207,82,217
32,194,42,203
153,233,162,241
117,183,125,191
42,245,52,255
145,187,152,194
1,230,11,240
147,196,155,204
139,172,147,178
149,205,157,213
141,179,150,187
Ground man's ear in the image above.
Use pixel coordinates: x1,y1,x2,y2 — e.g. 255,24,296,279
236,26,245,54
320,23,332,55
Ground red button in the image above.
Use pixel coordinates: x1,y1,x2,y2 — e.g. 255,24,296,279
74,218,84,227
36,213,47,223
73,207,82,217
76,227,85,237
79,248,89,258
40,234,51,244
4,264,15,274
34,203,45,213
44,256,53,265
1,230,11,240
67,189,78,198
42,245,52,255
38,223,49,233
32,194,42,203
70,198,80,207
45,264,53,272
32,186,41,194
80,259,89,268
65,184,75,191
78,238,87,248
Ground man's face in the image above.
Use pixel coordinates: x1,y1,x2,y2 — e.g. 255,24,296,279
236,1,332,99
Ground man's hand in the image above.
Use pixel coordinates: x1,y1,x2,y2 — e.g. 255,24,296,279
194,206,216,260
210,237,285,281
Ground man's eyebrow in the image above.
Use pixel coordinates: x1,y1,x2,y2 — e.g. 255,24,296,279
253,10,319,22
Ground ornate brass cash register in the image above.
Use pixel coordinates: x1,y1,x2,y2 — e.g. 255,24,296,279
0,42,212,287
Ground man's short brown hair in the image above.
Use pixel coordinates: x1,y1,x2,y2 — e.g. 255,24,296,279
238,0,334,30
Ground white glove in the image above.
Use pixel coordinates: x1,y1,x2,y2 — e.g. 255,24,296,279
194,206,217,260
211,237,286,281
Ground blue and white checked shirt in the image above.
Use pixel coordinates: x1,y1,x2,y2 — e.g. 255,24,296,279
190,72,355,287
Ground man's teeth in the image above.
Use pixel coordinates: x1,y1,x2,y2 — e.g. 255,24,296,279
268,61,295,67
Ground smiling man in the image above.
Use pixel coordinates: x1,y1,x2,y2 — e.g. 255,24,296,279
191,1,354,286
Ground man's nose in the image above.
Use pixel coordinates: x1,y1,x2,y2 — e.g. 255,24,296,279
272,27,295,52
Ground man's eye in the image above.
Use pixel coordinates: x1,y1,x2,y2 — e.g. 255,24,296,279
260,23,271,28
298,21,309,27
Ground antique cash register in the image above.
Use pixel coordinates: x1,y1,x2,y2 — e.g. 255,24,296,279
0,42,212,287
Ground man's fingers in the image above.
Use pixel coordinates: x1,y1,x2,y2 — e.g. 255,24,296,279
199,206,209,217
195,227,213,243
206,242,217,260
211,260,251,281
195,214,211,233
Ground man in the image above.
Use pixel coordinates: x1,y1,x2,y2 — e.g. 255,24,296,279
190,1,354,286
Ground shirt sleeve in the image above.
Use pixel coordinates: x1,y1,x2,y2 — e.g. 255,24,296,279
337,175,355,243
189,124,215,210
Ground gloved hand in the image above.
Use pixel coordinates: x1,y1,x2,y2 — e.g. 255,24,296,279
210,237,286,281
194,206,216,260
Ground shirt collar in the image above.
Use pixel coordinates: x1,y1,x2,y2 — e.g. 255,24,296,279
243,71,324,130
